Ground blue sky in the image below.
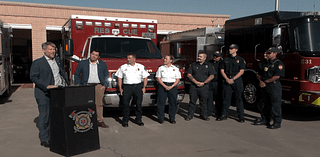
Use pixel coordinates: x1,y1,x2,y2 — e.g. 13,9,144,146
2,0,319,19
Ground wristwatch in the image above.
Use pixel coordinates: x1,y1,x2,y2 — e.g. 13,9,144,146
232,78,235,81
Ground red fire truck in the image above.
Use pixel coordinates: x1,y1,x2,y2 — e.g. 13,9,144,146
224,11,320,107
0,20,13,96
61,15,185,107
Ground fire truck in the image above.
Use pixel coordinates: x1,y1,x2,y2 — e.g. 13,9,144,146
160,27,224,88
0,20,13,96
224,10,320,108
61,15,185,107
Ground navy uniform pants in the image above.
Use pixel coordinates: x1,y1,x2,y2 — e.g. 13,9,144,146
222,78,244,118
207,81,223,117
122,83,143,123
256,87,267,122
36,97,50,142
263,82,282,125
157,82,178,120
188,84,209,117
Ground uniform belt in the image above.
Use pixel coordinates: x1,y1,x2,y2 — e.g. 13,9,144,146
228,75,236,79
124,83,142,86
163,82,174,85
87,83,100,86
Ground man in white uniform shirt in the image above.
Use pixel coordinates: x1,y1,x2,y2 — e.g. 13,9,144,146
115,53,149,127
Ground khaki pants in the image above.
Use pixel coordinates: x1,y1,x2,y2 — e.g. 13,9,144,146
94,84,105,123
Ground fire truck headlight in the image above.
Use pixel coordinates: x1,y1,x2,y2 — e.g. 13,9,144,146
305,66,320,83
109,73,118,88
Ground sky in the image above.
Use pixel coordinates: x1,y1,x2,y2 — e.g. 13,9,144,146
1,0,319,19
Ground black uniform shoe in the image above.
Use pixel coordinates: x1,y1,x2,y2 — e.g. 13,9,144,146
41,141,50,148
122,122,128,127
185,115,193,121
169,119,176,124
216,115,227,121
200,116,210,121
238,118,245,123
158,119,164,124
137,121,144,126
268,124,281,129
253,121,267,125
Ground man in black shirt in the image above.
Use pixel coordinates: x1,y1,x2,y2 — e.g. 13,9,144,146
254,52,269,125
207,51,223,119
185,52,215,121
257,47,285,129
217,44,246,122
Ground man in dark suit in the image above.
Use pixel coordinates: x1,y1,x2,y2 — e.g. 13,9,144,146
74,49,109,128
30,42,69,148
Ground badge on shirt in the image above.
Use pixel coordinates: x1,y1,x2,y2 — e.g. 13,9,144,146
173,69,175,71
205,65,208,68
237,60,239,63
279,65,283,70
264,67,268,71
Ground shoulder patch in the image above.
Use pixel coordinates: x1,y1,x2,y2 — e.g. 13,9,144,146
279,65,283,70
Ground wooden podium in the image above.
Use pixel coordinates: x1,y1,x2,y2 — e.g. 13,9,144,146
49,85,100,157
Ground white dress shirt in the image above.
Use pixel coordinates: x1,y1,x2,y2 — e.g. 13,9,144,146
44,55,64,86
115,63,150,84
156,64,181,83
87,60,100,84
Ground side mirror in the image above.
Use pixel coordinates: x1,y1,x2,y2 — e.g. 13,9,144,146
64,39,73,57
174,42,182,58
272,27,282,46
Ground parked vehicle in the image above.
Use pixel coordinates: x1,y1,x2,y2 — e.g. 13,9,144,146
61,15,185,107
224,2,320,107
0,20,13,96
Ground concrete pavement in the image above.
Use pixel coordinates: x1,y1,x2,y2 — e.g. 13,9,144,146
1,84,320,157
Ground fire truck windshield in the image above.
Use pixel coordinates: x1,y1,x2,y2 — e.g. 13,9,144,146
90,37,162,59
294,22,320,53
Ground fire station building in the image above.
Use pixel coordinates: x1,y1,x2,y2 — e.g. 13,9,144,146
0,1,229,82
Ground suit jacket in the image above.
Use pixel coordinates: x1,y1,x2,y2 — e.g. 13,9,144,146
74,59,109,88
30,56,70,99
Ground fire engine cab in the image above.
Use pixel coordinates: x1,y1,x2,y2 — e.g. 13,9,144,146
61,15,185,107
224,11,320,107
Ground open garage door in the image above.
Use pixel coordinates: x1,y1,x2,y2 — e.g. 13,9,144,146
11,24,32,83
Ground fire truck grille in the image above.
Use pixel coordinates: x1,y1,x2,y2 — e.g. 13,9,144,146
146,72,157,88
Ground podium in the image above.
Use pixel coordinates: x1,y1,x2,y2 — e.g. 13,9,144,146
49,86,100,157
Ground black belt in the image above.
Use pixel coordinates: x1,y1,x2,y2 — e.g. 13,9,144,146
124,83,142,87
87,83,100,86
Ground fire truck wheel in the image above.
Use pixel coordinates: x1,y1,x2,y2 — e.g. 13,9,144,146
242,79,260,109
